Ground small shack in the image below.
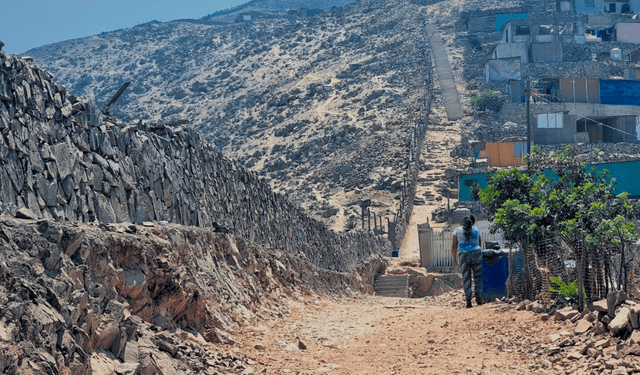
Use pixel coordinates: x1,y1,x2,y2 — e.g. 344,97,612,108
468,15,496,32
485,57,522,82
234,11,268,23
478,137,528,167
615,20,640,43
533,112,578,144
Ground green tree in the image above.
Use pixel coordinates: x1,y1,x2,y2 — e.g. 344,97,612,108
479,145,638,299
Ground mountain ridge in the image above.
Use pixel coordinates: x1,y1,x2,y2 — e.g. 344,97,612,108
27,0,431,230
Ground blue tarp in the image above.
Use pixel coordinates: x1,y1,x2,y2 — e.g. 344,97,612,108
600,80,640,106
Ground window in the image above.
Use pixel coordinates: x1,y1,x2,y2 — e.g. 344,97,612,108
539,25,555,35
585,0,594,7
515,25,531,35
609,3,617,12
514,142,527,157
537,113,564,128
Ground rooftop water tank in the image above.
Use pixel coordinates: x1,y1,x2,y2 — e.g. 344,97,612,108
611,48,622,61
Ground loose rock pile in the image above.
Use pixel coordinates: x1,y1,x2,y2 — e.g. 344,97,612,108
0,50,389,272
502,291,640,374
0,217,385,375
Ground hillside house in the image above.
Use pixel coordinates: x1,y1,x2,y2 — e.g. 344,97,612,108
574,0,637,13
486,17,586,73
614,20,640,43
532,78,640,144
234,11,268,23
501,17,586,45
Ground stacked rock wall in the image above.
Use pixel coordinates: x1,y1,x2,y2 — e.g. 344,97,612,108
0,51,389,272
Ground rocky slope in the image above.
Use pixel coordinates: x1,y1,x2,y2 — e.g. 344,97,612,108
202,0,354,23
0,50,389,272
26,0,431,229
0,216,385,375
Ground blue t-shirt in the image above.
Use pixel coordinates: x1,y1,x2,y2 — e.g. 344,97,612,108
452,226,481,252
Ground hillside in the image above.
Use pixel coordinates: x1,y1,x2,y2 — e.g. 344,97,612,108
27,0,431,230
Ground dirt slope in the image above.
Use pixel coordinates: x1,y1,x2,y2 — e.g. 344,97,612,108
224,293,557,374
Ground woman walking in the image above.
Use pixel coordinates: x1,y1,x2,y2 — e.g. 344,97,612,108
451,217,483,308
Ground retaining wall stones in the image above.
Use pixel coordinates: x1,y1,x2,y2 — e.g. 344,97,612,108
0,50,389,272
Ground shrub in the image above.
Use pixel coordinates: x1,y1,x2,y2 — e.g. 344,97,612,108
471,90,505,112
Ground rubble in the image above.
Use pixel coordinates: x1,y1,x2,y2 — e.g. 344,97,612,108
494,290,640,374
0,218,386,375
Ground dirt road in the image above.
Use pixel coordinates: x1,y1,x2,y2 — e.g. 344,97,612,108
227,292,557,374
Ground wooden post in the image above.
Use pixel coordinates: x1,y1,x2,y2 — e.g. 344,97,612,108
367,208,371,231
374,212,378,233
361,201,365,229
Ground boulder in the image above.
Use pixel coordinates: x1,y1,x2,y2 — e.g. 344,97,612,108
591,299,608,313
609,306,631,336
608,291,628,317
630,306,640,329
15,207,37,220
427,278,455,297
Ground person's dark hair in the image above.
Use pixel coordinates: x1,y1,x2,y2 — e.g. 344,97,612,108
470,215,476,225
462,217,473,242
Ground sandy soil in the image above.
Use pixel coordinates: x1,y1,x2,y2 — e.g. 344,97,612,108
226,292,557,374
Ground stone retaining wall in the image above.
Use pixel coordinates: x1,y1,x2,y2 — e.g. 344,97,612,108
0,51,389,272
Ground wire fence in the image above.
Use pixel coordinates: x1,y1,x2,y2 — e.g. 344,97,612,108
505,233,640,307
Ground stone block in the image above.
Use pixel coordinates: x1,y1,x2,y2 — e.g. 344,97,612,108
575,319,592,335
629,330,640,345
15,207,37,220
608,291,628,317
592,299,608,313
555,310,579,321
610,307,631,336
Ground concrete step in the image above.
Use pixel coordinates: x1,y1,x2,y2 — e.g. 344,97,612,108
374,275,409,298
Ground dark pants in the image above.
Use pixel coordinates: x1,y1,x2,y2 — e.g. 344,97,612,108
459,249,482,302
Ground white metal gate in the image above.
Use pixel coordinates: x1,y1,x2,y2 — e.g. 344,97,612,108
426,229,506,268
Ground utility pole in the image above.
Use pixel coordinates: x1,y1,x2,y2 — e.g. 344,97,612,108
526,80,532,174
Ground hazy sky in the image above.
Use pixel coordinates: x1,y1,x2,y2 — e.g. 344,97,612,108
0,0,247,54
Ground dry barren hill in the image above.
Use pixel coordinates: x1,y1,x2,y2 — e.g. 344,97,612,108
27,0,431,230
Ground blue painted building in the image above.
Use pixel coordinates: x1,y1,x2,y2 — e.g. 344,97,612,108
459,160,640,202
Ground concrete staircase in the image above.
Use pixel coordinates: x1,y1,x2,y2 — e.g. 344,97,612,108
374,275,410,297
426,24,464,121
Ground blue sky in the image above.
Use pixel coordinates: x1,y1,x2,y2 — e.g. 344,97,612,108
0,0,247,54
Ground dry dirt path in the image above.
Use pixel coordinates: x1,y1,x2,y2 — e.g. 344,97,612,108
398,106,465,259
229,292,555,375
